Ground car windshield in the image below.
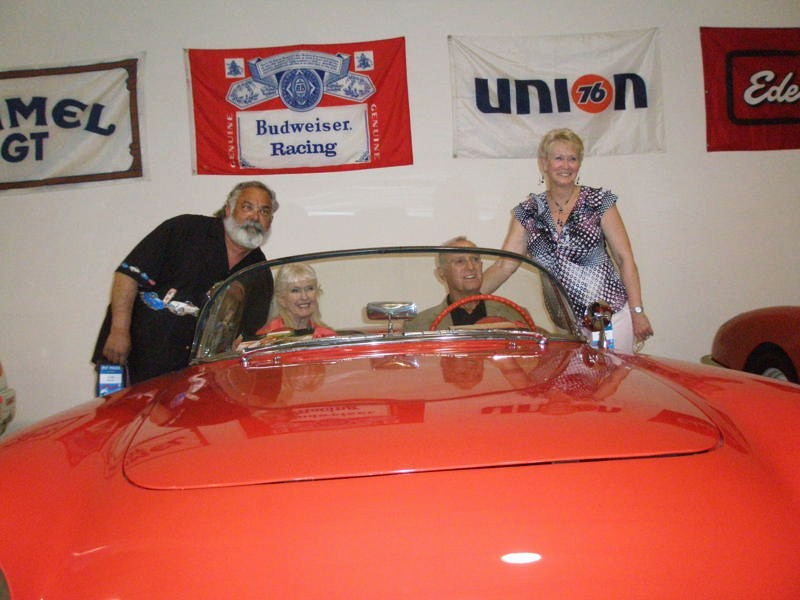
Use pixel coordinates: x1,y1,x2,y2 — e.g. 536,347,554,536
191,246,582,362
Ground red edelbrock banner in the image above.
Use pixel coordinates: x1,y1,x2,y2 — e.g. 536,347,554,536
700,27,800,152
186,37,412,175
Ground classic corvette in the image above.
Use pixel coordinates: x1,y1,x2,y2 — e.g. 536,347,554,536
1,246,799,599
703,306,800,383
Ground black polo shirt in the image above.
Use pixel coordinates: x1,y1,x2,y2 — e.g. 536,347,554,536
447,295,488,326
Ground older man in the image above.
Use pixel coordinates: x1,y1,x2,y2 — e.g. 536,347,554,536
92,181,277,385
406,236,524,331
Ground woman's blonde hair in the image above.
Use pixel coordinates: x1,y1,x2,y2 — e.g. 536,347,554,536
272,263,326,328
537,128,585,162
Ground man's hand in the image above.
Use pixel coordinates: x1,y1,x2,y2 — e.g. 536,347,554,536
103,327,131,365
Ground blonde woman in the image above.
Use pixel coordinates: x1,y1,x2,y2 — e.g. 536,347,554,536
482,128,653,352
257,263,335,338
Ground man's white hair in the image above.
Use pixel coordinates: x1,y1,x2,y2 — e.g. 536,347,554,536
436,235,475,267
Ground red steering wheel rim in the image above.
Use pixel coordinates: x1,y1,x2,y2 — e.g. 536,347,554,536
429,294,535,330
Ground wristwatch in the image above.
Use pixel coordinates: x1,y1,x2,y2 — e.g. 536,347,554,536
632,306,644,314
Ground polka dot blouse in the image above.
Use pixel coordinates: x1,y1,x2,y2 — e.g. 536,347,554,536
513,186,628,319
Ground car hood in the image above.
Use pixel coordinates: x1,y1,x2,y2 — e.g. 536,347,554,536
124,343,720,490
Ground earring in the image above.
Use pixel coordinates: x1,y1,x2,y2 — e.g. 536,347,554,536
539,174,544,185
576,176,581,185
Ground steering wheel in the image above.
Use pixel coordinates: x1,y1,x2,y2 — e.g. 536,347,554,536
429,294,535,330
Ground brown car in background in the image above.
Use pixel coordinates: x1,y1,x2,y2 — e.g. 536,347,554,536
703,306,800,383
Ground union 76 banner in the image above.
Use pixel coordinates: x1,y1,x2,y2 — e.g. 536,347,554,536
0,57,143,191
449,29,664,158
700,27,800,152
186,37,412,175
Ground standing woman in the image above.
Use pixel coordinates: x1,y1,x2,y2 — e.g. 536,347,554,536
482,128,653,352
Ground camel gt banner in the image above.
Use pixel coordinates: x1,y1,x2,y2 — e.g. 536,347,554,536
0,57,143,191
700,27,800,152
186,37,412,175
449,29,664,158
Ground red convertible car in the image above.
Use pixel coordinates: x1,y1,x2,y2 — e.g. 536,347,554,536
703,306,800,383
1,247,799,598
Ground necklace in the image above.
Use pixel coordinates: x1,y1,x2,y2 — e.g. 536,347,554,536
549,186,578,228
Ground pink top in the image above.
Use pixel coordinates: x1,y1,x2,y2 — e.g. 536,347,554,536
256,317,336,338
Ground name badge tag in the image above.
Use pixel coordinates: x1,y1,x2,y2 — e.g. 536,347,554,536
98,364,127,396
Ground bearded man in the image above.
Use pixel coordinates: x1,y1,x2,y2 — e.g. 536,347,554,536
92,181,277,385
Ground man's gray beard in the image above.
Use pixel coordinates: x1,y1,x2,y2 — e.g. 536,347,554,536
224,215,266,249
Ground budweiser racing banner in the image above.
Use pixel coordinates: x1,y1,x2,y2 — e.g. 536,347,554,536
449,29,664,158
186,37,412,175
0,56,143,191
700,27,800,152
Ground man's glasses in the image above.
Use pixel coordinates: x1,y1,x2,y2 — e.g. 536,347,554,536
240,202,274,218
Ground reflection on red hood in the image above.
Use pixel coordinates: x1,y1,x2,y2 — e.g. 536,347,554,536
124,344,720,490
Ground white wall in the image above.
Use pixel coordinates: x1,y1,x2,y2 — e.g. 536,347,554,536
2,0,799,431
